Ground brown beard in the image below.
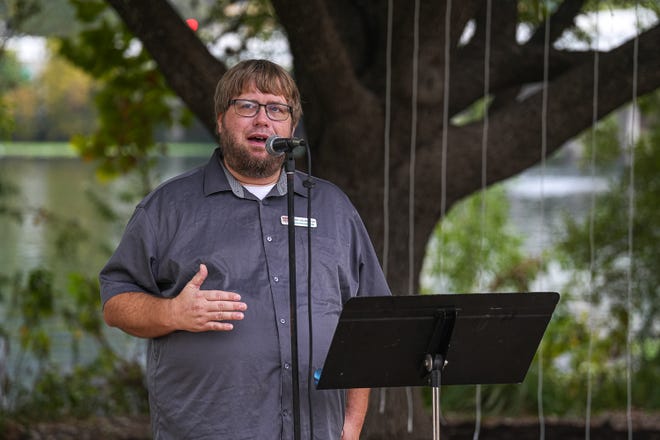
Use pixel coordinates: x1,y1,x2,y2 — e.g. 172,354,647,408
219,129,284,179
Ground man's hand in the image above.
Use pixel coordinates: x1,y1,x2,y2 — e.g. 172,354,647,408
168,263,247,332
103,263,247,338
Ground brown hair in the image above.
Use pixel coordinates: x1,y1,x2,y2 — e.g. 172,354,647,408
214,59,302,127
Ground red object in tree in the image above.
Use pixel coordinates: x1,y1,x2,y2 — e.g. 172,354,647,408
186,18,198,32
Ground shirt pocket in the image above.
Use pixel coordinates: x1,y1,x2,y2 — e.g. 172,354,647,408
297,234,354,311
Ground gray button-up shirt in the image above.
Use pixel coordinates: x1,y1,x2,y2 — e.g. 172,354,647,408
100,148,391,439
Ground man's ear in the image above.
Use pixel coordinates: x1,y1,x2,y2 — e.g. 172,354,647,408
216,114,224,134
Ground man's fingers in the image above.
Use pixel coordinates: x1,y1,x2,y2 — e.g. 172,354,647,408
205,289,243,303
187,263,208,289
206,321,234,331
203,311,244,332
214,300,247,313
213,310,245,322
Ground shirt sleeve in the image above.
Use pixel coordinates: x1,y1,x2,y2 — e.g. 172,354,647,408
353,210,392,299
99,206,161,306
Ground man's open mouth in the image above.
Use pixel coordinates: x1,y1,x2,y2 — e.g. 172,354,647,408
248,134,269,144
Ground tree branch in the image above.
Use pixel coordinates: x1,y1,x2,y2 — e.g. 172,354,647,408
471,0,518,49
271,0,370,117
427,24,660,205
104,0,225,134
527,0,586,47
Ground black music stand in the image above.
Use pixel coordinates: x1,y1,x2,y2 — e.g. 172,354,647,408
316,292,560,440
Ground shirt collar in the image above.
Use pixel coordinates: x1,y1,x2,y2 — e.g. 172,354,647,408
203,147,308,198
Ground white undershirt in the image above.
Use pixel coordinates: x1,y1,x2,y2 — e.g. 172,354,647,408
243,183,276,200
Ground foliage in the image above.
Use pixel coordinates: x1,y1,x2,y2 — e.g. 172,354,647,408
0,171,149,423
16,0,82,38
0,45,29,139
0,151,158,426
519,0,660,23
0,0,275,428
0,172,21,223
422,185,543,295
0,0,220,423
0,49,28,90
56,0,192,194
0,0,41,41
422,185,549,415
4,41,98,141
1,1,93,141
423,91,660,415
554,89,660,411
2,8,171,420
577,114,624,172
4,269,148,420
0,97,14,139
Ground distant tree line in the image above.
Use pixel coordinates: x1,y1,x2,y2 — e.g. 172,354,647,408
1,41,212,143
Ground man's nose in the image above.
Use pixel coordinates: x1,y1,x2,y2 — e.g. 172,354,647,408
253,106,270,123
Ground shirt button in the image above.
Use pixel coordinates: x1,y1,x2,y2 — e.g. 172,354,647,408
266,236,273,242
273,276,279,282
280,318,286,325
284,362,290,369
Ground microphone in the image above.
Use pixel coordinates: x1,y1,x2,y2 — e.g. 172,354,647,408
265,136,306,156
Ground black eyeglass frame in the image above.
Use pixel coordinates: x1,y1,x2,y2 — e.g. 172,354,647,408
228,99,292,122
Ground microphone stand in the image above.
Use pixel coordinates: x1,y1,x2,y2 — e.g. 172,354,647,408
285,151,302,440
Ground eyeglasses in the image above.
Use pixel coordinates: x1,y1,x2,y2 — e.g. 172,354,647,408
229,99,292,122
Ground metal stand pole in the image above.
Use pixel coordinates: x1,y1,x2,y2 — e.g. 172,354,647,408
424,310,454,440
432,374,441,440
427,355,444,440
285,153,301,440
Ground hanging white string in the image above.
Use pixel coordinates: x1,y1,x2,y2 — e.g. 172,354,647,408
382,0,393,280
408,0,420,298
426,0,452,426
434,0,452,430
439,0,453,286
404,0,421,433
405,385,415,433
537,2,552,439
625,5,640,439
473,1,493,439
378,0,394,417
477,0,493,306
585,8,600,440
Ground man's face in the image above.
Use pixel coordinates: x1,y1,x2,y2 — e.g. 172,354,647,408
217,86,295,181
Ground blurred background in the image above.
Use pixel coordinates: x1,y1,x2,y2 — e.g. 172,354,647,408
1,1,659,438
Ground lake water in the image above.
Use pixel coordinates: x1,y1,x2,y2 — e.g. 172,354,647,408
0,154,611,390
0,154,210,390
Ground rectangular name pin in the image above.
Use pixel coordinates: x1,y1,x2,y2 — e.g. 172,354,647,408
281,216,317,228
